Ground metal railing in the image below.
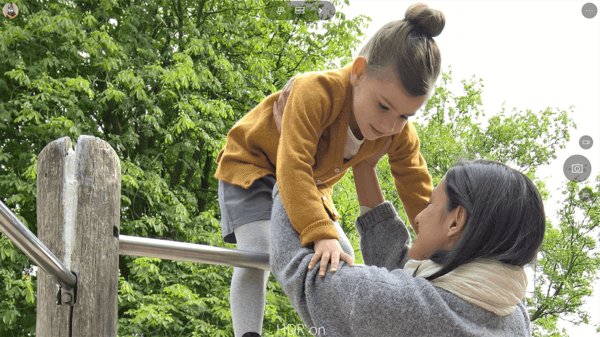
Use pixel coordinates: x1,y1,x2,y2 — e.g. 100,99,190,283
2,197,363,295
0,200,77,290
119,235,269,271
0,199,270,291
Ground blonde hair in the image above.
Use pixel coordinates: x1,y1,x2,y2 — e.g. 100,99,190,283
357,3,445,98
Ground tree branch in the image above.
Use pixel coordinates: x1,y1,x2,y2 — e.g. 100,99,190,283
198,149,214,212
183,140,205,190
169,144,187,190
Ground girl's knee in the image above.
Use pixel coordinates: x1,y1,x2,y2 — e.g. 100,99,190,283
234,220,271,253
233,267,270,287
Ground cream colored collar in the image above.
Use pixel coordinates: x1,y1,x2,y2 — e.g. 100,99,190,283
404,259,528,316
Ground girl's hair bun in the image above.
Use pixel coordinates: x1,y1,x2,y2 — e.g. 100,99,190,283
405,3,445,38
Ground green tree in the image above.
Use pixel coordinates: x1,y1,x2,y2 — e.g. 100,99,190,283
0,0,368,335
528,180,600,336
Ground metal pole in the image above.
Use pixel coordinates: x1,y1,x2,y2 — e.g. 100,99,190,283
119,235,271,271
0,200,77,290
2,195,363,288
119,235,367,270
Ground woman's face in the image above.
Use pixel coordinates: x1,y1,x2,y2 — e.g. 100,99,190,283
408,176,467,260
350,59,428,141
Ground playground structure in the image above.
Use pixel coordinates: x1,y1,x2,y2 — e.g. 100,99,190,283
0,135,272,336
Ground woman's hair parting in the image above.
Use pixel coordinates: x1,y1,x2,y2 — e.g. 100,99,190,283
357,3,445,98
423,159,547,282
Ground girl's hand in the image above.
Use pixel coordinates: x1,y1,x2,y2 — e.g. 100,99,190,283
308,238,355,277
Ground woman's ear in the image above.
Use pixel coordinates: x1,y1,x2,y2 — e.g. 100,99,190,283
447,206,467,238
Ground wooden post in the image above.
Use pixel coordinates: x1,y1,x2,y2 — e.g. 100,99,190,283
36,135,121,336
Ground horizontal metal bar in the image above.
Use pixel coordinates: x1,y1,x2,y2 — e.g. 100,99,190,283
119,235,271,271
1,193,361,282
119,235,366,271
0,200,77,290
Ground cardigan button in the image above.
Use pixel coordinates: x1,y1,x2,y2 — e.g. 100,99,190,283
316,179,323,184
334,168,340,173
322,196,327,201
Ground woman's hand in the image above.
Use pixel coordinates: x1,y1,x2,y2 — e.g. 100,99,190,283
308,238,355,277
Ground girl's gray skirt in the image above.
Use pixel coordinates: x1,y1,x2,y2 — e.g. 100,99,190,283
217,175,278,244
218,175,338,244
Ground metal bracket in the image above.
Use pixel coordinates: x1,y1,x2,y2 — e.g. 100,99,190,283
57,285,77,307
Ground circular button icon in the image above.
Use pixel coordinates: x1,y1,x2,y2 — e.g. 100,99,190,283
317,1,336,20
563,155,592,182
3,3,19,19
579,135,593,149
583,3,598,19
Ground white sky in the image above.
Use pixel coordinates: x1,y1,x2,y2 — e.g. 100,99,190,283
328,0,600,335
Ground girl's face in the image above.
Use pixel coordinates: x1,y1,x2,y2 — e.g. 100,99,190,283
350,59,429,141
408,176,467,260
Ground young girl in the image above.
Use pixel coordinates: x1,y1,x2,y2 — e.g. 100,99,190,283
214,3,444,336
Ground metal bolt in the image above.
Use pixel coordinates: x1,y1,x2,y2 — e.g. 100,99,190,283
61,292,72,304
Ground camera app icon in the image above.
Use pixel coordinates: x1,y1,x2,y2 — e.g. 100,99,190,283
563,155,592,182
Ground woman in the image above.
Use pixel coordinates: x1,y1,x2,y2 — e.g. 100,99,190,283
270,159,545,337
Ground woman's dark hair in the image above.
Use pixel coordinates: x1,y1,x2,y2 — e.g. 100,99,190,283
423,159,546,282
357,3,445,98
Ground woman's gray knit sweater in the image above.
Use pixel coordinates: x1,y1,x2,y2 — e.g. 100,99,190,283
269,182,532,337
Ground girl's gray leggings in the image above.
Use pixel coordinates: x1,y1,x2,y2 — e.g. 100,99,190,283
230,216,354,337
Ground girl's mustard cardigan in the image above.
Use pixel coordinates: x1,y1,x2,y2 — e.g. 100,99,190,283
214,63,433,246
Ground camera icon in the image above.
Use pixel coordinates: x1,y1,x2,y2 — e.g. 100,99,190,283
564,155,591,182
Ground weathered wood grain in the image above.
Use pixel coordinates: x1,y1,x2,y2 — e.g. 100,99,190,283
36,135,120,336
